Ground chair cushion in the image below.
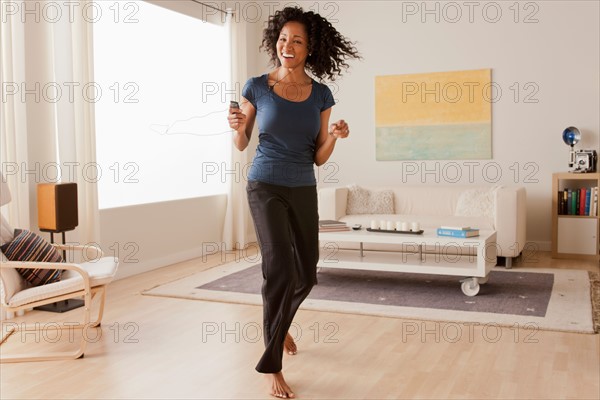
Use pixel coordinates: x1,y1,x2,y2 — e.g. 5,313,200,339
6,257,118,308
62,257,119,287
0,229,63,286
0,261,29,306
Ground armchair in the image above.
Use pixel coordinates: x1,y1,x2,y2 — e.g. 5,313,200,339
0,175,119,362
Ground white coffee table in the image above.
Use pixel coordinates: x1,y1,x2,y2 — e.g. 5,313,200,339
318,229,497,296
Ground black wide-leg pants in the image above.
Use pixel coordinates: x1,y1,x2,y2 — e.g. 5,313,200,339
246,180,319,374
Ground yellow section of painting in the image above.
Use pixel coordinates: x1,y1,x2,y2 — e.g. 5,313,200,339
375,69,491,126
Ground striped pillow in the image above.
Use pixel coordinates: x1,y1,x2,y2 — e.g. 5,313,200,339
0,229,63,286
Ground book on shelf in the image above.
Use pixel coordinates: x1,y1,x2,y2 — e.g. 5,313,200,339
590,187,598,217
436,228,480,238
584,188,591,215
580,187,587,215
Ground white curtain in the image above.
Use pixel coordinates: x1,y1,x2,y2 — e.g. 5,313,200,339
222,10,254,250
0,10,30,229
0,0,99,244
52,1,100,245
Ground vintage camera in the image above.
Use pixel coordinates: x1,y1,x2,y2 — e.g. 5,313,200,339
572,149,597,173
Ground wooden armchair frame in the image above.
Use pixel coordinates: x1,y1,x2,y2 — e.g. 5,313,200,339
0,244,115,363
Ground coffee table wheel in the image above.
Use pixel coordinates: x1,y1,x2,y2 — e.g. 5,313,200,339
461,278,480,296
478,275,489,285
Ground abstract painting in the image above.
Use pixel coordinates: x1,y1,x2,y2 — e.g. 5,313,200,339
375,69,492,160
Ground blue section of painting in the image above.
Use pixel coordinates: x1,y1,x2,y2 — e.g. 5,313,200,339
376,123,492,160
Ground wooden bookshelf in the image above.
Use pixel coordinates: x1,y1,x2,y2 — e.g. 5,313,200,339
551,172,599,260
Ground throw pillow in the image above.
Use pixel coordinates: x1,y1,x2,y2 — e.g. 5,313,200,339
454,187,501,219
346,185,395,215
0,229,63,286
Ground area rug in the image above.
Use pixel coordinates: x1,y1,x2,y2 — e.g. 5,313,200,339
142,260,597,334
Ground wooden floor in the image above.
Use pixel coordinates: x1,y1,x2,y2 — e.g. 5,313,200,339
1,251,599,399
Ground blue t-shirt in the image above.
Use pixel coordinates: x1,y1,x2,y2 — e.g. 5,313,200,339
242,74,335,187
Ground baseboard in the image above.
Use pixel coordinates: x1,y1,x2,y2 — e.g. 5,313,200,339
534,240,551,252
114,247,206,280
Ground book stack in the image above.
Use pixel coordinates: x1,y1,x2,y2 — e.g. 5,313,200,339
558,186,599,216
436,226,480,238
318,220,351,232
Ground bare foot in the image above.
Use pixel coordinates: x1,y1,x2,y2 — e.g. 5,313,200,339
268,371,295,399
284,332,297,355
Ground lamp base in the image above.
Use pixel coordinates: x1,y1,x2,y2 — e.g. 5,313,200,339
35,299,84,313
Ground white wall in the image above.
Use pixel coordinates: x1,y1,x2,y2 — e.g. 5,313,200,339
244,0,600,250
99,195,227,279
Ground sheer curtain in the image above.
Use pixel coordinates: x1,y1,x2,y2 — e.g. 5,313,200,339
222,10,254,250
0,10,30,229
0,1,99,245
52,1,100,245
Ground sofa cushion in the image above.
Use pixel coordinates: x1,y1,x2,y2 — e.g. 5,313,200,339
346,185,394,215
390,186,466,216
455,187,500,219
0,229,63,286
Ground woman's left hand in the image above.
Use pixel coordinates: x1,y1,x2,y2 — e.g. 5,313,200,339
329,119,350,139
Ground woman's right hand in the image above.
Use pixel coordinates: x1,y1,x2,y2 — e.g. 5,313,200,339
229,97,255,151
228,106,247,133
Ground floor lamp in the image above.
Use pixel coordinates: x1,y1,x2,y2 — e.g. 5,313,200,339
36,182,83,312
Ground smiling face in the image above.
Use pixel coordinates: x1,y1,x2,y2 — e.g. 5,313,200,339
276,21,309,69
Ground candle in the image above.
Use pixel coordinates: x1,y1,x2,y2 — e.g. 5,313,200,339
411,222,420,232
386,221,394,230
370,220,378,229
401,222,409,231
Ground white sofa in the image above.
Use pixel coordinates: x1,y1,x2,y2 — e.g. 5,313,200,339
318,185,527,268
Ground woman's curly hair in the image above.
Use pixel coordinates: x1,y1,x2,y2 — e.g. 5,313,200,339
261,7,360,82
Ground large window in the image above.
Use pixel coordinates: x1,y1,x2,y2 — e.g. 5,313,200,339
93,1,231,209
